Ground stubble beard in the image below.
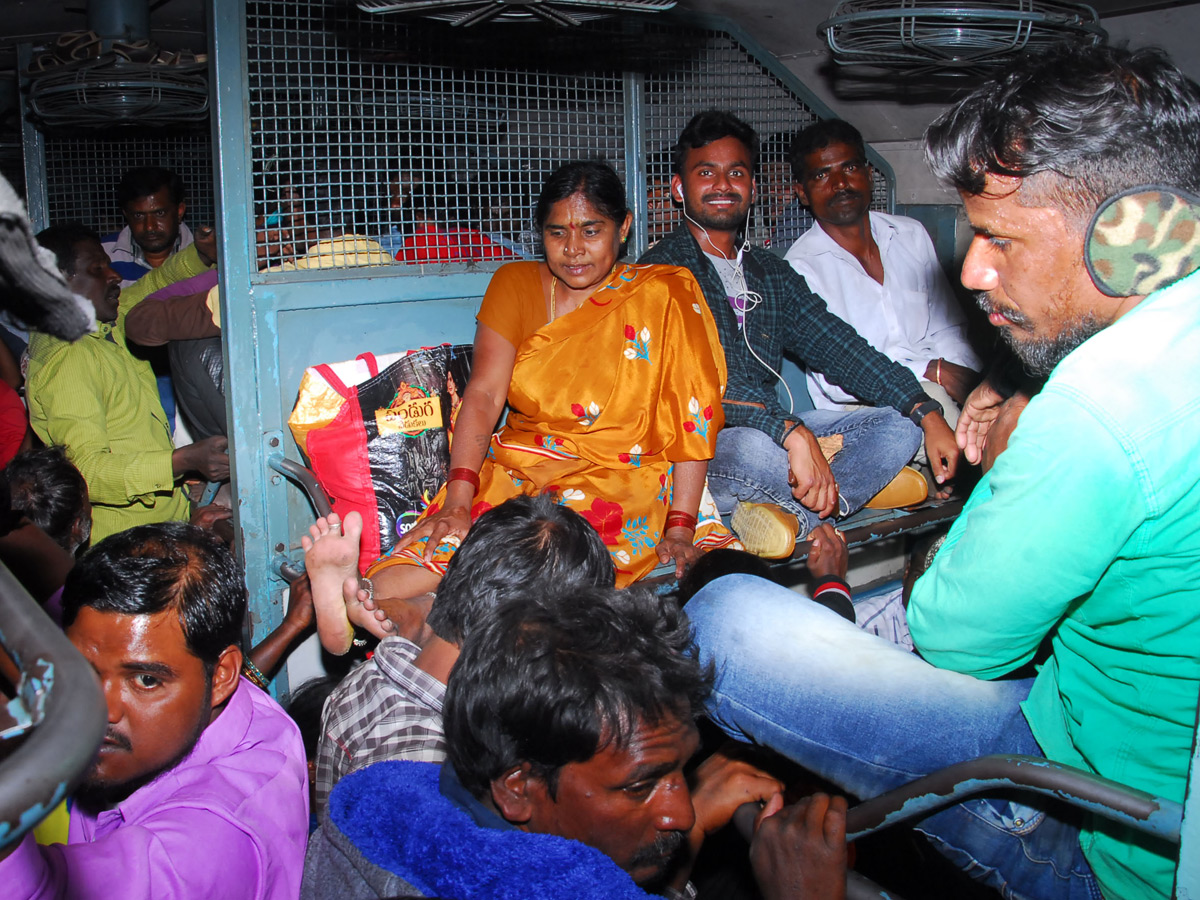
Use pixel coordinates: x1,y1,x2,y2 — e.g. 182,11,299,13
975,291,1107,378
686,194,751,234
626,829,690,894
75,682,212,813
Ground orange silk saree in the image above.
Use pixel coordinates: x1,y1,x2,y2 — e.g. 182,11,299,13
369,262,736,586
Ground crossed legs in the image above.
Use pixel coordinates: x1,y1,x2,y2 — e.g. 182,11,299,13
707,409,922,536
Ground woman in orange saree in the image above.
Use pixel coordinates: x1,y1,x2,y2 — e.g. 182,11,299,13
305,161,732,652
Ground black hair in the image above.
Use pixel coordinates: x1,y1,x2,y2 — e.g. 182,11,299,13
116,166,186,208
36,223,102,277
3,447,90,554
672,110,760,175
283,675,341,760
444,585,712,800
676,548,773,606
903,528,950,605
426,494,615,646
788,119,867,183
925,43,1200,227
62,522,246,673
534,160,629,233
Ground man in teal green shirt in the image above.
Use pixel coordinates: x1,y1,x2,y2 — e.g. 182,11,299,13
684,43,1200,900
27,225,229,542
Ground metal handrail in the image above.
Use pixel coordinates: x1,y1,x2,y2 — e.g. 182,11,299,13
0,563,106,850
844,753,1182,844
733,752,1183,900
267,453,333,519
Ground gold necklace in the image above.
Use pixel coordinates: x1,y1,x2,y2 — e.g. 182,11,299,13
549,264,621,323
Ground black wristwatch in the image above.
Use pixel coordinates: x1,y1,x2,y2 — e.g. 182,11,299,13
908,398,944,426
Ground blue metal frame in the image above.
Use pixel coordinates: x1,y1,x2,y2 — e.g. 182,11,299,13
211,4,492,697
16,45,49,233
624,66,649,261
207,1,898,697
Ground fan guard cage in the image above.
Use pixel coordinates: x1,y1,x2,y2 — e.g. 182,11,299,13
356,0,675,27
821,0,1106,69
27,59,209,129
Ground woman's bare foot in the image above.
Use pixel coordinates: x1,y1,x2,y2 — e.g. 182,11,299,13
301,512,362,655
373,592,436,643
344,578,396,640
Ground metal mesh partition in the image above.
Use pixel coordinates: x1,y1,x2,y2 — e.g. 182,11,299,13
244,4,891,273
248,2,627,273
41,130,214,235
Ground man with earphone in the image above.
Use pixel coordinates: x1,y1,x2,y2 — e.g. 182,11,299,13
683,45,1200,900
643,110,960,558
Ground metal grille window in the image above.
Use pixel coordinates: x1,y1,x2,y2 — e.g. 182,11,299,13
244,3,892,273
207,0,899,664
248,2,628,273
41,130,214,236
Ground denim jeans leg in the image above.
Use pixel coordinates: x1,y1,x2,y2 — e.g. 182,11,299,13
799,407,923,515
685,575,1100,900
707,427,822,531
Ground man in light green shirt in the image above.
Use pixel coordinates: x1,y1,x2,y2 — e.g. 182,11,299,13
27,225,228,543
684,43,1200,900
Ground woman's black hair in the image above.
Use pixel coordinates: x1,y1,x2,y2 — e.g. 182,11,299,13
534,160,629,232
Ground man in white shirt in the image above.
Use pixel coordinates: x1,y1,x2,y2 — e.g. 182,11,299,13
784,120,981,426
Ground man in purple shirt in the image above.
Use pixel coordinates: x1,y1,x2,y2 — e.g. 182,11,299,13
1,522,309,899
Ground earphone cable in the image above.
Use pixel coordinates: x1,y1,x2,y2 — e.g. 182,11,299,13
680,201,795,415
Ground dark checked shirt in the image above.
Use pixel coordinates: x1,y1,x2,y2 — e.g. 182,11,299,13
314,636,447,814
642,226,925,445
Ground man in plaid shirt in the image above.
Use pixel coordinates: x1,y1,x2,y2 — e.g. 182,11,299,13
642,111,959,554
313,494,616,812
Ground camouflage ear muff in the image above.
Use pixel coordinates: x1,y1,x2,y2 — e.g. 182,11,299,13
1086,185,1200,297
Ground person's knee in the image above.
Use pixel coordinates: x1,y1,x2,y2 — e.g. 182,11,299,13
686,573,836,660
713,426,781,467
686,573,774,647
850,408,922,462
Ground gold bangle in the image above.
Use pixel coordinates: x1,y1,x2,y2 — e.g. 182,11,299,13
935,359,943,386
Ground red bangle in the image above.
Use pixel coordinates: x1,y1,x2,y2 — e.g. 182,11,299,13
664,511,698,532
447,467,480,496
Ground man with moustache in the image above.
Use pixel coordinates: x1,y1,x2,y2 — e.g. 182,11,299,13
784,119,980,426
0,523,310,899
27,225,228,543
101,167,193,287
685,44,1200,900
642,110,959,558
302,585,839,900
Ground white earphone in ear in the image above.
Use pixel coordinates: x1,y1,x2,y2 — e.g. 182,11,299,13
674,187,683,202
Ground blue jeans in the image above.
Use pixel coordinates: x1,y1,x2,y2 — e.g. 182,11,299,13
707,409,922,534
685,575,1100,900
